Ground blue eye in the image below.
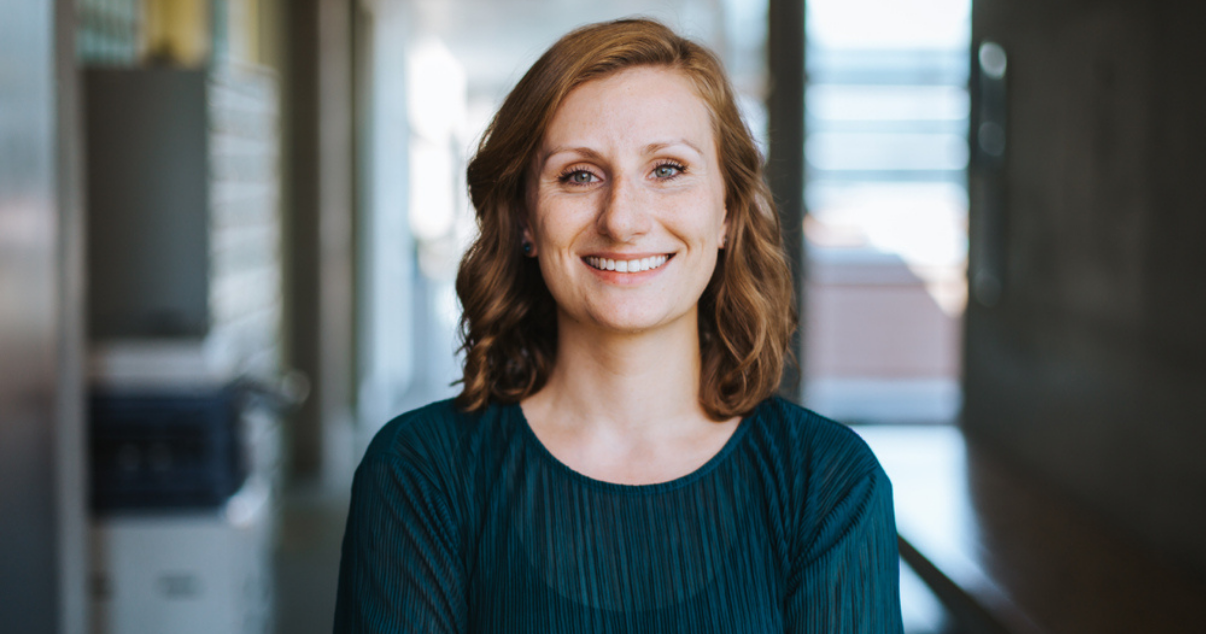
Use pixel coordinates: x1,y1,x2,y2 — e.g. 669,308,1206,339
653,163,685,179
559,169,598,185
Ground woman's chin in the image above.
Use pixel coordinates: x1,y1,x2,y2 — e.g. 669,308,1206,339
568,304,697,338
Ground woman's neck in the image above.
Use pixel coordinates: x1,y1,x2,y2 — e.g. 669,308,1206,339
522,310,711,438
519,309,743,485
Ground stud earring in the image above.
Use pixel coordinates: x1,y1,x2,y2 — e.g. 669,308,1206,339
522,240,533,256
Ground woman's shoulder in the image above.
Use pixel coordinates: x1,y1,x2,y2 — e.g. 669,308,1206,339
360,398,505,474
749,396,884,481
750,398,894,559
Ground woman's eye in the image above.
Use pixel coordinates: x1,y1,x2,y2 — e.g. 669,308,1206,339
653,163,684,179
559,169,598,185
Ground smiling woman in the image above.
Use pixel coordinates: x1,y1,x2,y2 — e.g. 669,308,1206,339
525,66,728,340
458,20,795,419
334,18,904,634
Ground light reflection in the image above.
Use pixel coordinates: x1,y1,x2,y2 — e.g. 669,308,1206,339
808,0,970,50
807,132,969,171
406,37,470,280
855,427,984,590
808,183,968,270
807,85,969,122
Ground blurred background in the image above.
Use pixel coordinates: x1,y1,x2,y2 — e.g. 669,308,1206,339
2,0,1203,633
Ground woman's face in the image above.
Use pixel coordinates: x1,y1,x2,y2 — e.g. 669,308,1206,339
526,66,728,337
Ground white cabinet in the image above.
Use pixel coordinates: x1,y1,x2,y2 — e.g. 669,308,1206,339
91,480,274,634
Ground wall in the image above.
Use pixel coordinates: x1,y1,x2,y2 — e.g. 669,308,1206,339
964,0,1206,575
0,0,87,631
284,0,356,480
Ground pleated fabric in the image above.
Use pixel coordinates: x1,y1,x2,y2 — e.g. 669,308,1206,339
333,397,903,633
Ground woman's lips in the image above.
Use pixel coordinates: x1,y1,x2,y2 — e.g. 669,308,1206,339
584,254,671,273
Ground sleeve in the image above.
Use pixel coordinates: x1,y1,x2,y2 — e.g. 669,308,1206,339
783,465,904,634
332,452,467,634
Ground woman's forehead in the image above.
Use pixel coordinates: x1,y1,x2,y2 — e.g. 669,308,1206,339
538,67,717,160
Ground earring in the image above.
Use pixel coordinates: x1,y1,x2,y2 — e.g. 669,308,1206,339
522,240,533,256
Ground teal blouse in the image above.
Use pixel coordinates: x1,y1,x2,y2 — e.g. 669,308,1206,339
334,397,903,633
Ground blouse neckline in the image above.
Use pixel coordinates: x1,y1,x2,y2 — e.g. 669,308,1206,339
508,400,758,495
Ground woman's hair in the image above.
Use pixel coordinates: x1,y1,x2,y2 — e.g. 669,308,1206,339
456,18,796,419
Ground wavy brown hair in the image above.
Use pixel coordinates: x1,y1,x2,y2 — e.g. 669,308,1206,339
455,18,796,419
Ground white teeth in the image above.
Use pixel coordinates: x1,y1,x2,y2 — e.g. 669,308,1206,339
586,255,669,273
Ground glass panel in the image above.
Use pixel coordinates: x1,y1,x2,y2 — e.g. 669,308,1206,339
803,0,971,424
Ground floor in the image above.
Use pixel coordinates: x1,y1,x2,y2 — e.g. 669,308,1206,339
857,425,1206,634
274,484,351,634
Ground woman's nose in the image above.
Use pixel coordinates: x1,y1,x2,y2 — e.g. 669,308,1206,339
596,174,651,241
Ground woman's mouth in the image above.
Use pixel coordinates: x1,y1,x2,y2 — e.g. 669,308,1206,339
584,254,670,273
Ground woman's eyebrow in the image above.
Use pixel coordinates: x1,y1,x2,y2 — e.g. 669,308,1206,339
541,139,705,164
643,139,705,156
540,146,604,165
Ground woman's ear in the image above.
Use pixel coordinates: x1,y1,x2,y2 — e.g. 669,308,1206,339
719,212,729,249
521,225,537,257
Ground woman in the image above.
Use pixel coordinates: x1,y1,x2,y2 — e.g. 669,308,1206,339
335,18,903,633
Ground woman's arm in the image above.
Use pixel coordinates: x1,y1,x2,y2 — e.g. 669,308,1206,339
333,453,467,634
783,465,904,633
